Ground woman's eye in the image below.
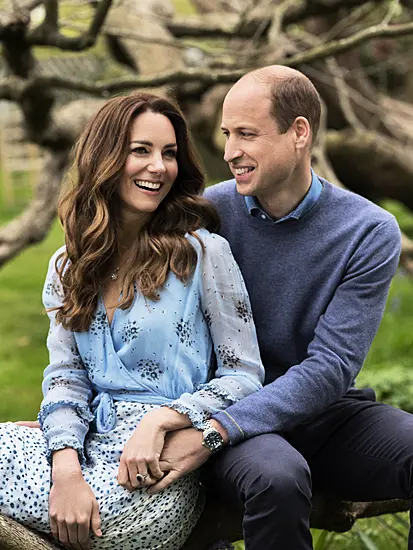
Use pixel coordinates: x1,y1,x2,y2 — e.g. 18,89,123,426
131,147,148,154
164,149,177,158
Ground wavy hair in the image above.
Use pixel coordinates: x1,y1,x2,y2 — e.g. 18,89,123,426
54,92,219,332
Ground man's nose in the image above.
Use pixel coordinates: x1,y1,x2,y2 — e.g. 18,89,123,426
224,141,243,163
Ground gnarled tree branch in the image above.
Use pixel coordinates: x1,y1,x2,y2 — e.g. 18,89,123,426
28,0,113,50
0,150,69,267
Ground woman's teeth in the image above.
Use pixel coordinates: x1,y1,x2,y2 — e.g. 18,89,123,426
134,180,161,191
234,167,254,175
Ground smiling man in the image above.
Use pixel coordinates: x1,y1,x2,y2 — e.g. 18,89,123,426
152,65,413,550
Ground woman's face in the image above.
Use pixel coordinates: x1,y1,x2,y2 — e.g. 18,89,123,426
117,111,179,223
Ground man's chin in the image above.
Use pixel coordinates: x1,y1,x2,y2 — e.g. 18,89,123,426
235,182,256,196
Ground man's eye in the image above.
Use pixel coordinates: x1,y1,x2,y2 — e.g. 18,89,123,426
241,132,254,137
164,149,177,158
131,147,148,154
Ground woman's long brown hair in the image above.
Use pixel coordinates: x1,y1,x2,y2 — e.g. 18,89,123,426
54,92,219,332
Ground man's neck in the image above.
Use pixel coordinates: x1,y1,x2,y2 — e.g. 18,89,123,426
257,167,312,220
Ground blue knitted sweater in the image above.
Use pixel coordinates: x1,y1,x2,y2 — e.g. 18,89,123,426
205,178,402,444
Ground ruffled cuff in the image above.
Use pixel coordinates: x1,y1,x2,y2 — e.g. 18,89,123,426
38,399,94,426
46,436,86,464
166,401,210,430
195,382,238,405
166,381,239,430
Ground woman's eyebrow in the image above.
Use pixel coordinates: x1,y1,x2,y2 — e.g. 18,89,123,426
130,140,177,148
130,140,152,146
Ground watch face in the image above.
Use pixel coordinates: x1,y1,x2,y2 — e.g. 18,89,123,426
204,430,223,452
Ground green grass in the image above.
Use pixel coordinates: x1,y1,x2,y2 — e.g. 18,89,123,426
0,221,64,420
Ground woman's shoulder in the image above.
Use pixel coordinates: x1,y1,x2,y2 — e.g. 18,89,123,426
187,229,232,256
46,245,67,275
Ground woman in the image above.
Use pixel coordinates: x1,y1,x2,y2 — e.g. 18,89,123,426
0,92,264,550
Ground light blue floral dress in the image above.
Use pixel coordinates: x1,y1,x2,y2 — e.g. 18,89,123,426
0,229,264,549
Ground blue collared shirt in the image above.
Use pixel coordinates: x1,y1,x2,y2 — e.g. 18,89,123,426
244,169,322,223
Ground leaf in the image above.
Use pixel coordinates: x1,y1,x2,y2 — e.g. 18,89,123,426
356,527,380,550
314,530,329,550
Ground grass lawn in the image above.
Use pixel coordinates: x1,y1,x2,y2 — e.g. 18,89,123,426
0,220,64,420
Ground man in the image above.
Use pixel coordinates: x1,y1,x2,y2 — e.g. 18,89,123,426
150,65,413,550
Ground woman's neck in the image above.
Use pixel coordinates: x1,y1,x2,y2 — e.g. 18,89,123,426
118,212,150,250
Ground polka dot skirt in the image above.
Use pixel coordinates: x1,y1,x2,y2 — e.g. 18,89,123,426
0,402,204,549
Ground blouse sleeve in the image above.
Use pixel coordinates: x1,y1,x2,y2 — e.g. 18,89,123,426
167,232,264,429
38,248,94,463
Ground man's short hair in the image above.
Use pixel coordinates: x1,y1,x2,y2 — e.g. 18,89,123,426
268,75,321,143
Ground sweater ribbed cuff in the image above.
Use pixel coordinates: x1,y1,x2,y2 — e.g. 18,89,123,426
213,410,245,445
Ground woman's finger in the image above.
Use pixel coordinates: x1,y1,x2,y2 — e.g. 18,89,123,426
67,519,81,549
126,457,139,489
77,518,91,550
135,462,152,487
56,520,70,548
91,501,103,539
50,517,59,542
117,459,129,487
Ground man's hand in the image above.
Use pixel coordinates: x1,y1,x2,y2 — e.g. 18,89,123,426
148,420,229,495
14,421,40,428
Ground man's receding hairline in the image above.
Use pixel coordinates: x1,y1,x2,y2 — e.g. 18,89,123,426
240,65,313,90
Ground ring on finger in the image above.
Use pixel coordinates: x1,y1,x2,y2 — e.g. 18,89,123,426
136,472,149,484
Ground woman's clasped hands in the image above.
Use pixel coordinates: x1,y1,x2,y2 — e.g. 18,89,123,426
117,406,190,492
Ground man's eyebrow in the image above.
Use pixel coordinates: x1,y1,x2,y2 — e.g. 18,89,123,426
220,126,257,132
130,140,177,148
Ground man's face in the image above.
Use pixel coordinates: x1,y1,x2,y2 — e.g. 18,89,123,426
221,79,298,202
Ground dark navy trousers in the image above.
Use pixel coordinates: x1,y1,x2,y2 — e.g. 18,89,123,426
204,390,413,550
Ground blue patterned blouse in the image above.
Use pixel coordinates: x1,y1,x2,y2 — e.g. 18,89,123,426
38,229,264,461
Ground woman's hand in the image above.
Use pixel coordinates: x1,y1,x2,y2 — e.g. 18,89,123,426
49,474,102,550
50,448,102,550
117,413,167,492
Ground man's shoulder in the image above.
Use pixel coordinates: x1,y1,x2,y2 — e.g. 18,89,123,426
204,179,237,202
320,177,398,226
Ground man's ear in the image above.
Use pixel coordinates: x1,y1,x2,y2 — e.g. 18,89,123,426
293,116,311,149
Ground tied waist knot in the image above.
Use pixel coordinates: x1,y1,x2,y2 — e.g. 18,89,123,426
91,392,116,433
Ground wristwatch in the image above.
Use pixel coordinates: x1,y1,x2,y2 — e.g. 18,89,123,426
201,420,224,453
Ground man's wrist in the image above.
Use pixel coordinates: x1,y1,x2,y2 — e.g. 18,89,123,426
209,419,230,446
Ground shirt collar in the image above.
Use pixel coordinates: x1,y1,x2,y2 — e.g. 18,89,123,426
244,168,322,224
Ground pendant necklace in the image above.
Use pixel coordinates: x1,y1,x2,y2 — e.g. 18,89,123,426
111,267,120,281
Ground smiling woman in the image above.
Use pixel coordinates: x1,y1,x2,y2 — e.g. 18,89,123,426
0,91,264,550
118,112,178,225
